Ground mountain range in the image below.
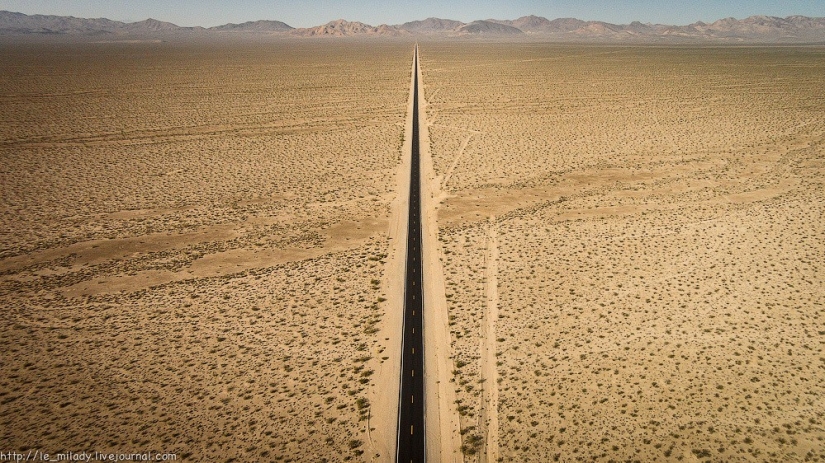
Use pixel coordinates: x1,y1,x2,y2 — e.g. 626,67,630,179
2,11,824,42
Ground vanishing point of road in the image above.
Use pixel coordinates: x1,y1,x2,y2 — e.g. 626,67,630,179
397,44,425,463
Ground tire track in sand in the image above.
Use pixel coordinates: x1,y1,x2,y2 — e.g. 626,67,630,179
479,216,500,463
441,133,474,192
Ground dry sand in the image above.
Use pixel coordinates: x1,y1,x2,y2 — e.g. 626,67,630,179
2,38,824,463
417,52,463,463
420,43,825,462
0,40,412,462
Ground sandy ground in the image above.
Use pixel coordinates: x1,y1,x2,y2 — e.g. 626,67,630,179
368,45,414,463
416,47,463,463
478,217,500,463
3,39,824,463
420,43,825,462
0,40,412,462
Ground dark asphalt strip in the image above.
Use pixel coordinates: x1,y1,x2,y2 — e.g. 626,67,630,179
396,44,426,463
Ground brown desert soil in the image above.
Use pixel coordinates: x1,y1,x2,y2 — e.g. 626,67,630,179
416,48,463,463
3,38,825,463
420,43,825,462
0,40,412,462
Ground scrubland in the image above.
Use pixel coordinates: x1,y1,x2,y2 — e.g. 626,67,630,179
0,40,410,461
421,43,825,461
3,38,824,463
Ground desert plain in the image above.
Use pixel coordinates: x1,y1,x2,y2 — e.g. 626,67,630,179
0,38,824,463
0,39,412,462
420,43,825,462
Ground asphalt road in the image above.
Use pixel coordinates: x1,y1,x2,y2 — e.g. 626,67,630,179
396,44,426,463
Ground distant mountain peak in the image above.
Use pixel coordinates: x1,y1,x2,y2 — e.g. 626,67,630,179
399,17,465,33
458,20,523,35
510,15,553,31
290,19,407,37
209,20,293,32
127,18,180,31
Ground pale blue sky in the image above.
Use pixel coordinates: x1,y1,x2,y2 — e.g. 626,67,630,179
1,0,823,28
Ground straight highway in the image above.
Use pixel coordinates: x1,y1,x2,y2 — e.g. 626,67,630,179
396,44,426,463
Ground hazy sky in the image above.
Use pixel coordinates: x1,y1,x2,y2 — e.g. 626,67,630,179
1,0,823,28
